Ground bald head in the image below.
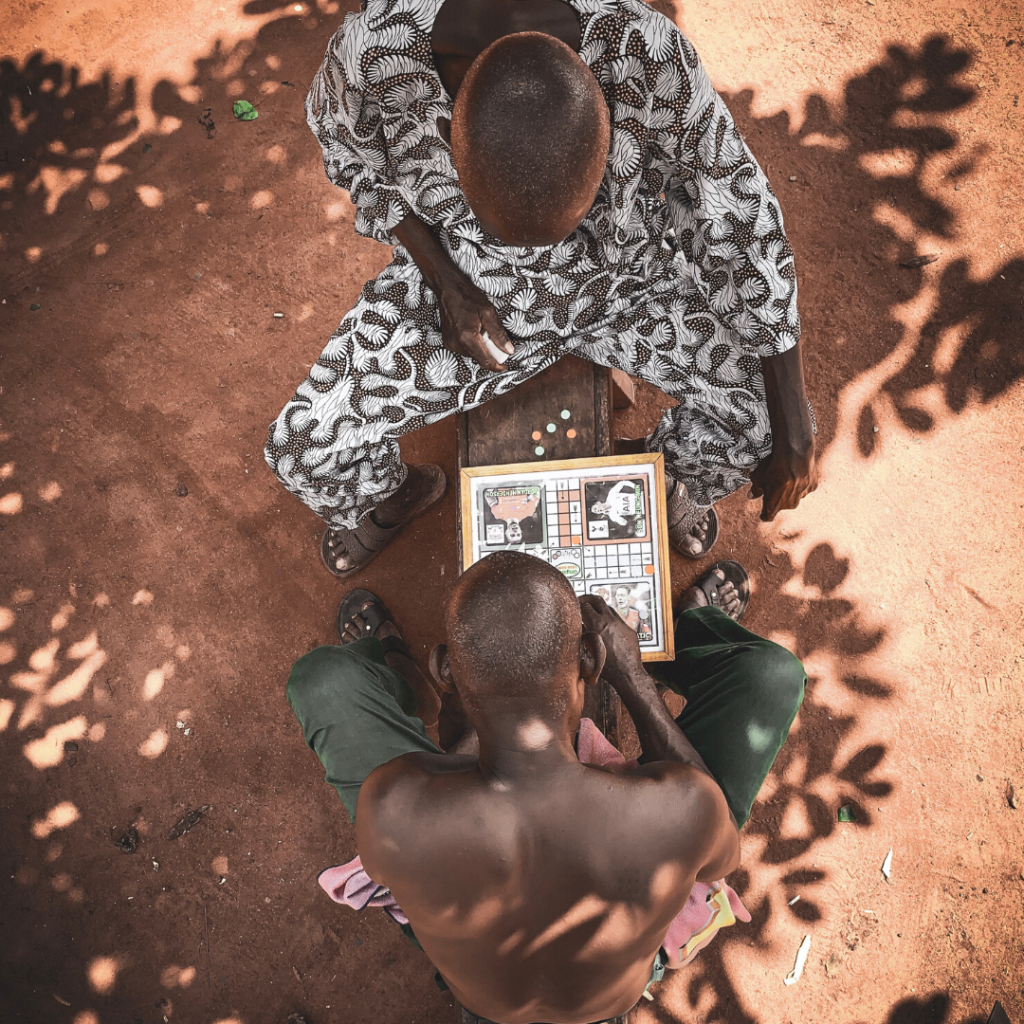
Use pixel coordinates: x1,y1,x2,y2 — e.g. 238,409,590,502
451,32,610,246
445,551,583,719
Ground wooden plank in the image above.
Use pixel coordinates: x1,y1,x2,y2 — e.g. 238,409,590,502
456,356,610,564
462,355,605,466
456,358,624,744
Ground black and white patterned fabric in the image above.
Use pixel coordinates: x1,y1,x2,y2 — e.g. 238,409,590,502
265,0,801,531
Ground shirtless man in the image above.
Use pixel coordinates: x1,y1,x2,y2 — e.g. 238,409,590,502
287,552,805,1022
265,0,818,579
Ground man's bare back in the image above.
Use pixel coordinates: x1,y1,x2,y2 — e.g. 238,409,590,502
355,558,740,1024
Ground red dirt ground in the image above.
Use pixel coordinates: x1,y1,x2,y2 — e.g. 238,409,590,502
1,0,1022,1022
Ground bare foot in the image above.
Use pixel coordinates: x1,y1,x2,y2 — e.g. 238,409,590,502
679,511,712,557
678,568,743,620
666,480,719,559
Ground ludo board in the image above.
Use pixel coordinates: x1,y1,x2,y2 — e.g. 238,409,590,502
460,454,674,661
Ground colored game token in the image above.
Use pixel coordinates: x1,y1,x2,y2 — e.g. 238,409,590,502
534,446,545,456
560,409,571,420
566,428,577,439
546,423,557,433
532,430,542,441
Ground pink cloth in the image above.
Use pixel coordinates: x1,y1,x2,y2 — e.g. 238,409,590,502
318,858,408,926
318,719,749,968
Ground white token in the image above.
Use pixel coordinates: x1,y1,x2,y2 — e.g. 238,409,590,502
481,330,511,365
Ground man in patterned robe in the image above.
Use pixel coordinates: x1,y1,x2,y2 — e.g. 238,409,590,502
265,0,818,580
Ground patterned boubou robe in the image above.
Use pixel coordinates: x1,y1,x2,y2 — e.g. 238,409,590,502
265,0,802,531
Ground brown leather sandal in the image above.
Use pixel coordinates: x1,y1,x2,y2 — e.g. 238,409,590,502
666,480,719,560
320,465,446,580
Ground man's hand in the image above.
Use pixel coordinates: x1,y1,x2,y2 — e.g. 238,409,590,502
755,341,819,522
749,440,818,522
392,211,514,373
436,267,514,373
579,595,644,694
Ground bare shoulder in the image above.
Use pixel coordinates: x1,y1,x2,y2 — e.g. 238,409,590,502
615,761,734,851
355,751,478,877
360,750,477,816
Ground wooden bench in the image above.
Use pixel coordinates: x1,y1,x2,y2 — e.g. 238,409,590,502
455,355,624,748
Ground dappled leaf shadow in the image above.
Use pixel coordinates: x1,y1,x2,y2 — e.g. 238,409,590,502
0,5,1017,1024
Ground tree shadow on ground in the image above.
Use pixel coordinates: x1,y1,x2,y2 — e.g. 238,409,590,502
725,33,1022,457
0,7,1018,1024
625,25,1019,1024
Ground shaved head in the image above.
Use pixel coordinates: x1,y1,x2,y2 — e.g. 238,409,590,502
445,551,583,719
451,32,610,246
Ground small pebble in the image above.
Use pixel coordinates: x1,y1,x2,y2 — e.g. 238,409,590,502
560,409,571,420
534,446,545,456
152,860,160,871
176,721,185,729
546,423,556,433
977,774,984,781
273,312,284,318
184,728,191,736
873,426,879,433
789,175,798,182
175,481,188,497
219,876,226,885
193,272,201,280
30,303,42,311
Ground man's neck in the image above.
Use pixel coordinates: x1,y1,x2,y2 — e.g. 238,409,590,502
475,718,579,782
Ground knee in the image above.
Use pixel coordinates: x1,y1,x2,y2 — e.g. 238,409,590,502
734,641,806,719
286,643,376,714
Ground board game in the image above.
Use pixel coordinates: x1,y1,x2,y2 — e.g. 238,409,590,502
460,454,674,661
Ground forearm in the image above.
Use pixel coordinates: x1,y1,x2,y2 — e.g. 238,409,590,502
759,340,814,455
392,212,461,294
613,668,713,776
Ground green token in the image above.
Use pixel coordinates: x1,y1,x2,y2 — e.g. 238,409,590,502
546,423,556,433
534,446,545,456
560,409,571,420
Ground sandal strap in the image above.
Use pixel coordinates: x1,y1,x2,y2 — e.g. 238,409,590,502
348,513,400,553
378,634,411,659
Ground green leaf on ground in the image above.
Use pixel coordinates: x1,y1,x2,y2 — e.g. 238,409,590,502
30,303,42,311
232,100,258,121
837,804,857,823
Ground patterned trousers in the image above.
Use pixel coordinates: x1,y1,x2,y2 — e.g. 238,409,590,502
265,248,774,532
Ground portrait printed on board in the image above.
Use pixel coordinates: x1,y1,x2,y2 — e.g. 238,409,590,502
481,484,545,548
583,477,649,542
591,581,654,643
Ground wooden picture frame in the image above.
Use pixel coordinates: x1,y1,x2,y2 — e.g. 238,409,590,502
459,453,674,662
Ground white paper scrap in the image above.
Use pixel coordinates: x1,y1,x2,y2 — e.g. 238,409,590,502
788,895,801,906
881,848,893,881
784,935,811,986
481,330,510,365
